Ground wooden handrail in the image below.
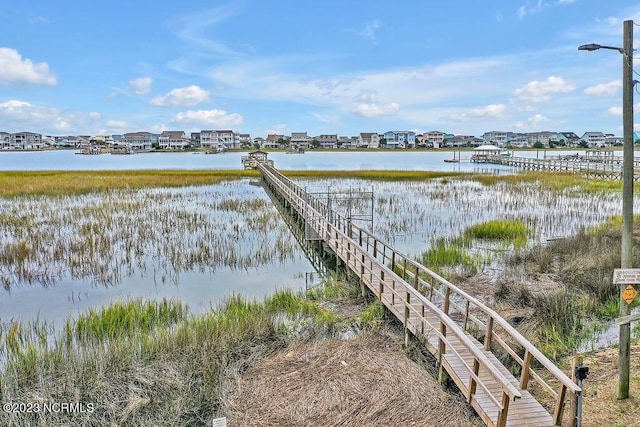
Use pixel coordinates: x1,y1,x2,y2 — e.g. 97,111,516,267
347,221,581,396
258,164,523,404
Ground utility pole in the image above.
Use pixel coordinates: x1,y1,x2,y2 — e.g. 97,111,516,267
618,19,634,400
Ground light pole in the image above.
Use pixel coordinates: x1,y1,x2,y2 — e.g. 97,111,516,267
578,19,634,400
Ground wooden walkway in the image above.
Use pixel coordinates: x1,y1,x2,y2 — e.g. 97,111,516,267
478,154,640,181
256,161,581,427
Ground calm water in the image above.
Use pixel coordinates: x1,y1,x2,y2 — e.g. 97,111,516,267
0,148,583,172
0,148,631,334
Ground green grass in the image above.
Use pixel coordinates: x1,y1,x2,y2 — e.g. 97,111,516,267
464,219,529,247
0,170,261,197
0,283,371,426
280,169,468,181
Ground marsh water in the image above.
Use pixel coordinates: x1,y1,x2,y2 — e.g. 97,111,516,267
0,150,636,351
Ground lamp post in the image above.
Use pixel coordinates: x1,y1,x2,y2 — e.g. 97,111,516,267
579,19,634,400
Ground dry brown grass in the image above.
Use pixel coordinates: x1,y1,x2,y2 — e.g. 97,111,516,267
226,329,482,427
577,342,640,427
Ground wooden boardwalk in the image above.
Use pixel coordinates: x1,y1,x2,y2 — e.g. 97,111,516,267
478,154,640,181
255,160,581,427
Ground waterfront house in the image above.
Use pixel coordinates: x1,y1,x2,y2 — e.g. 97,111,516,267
526,131,556,148
580,132,606,147
190,132,201,148
358,132,380,148
0,132,10,149
290,132,309,149
315,134,337,149
383,130,416,148
557,132,581,147
482,131,508,147
158,131,190,150
123,132,153,152
507,133,529,148
425,131,445,148
260,134,280,149
201,130,240,150
238,133,252,148
12,132,44,149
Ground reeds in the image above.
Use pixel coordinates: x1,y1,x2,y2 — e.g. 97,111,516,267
0,279,377,426
0,181,301,289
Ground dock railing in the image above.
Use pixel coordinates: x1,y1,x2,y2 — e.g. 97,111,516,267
258,162,581,426
258,163,522,426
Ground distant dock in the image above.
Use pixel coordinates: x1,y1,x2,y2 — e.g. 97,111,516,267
476,149,640,181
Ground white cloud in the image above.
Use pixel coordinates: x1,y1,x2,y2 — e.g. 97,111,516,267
150,85,211,107
584,80,621,96
515,113,550,130
0,99,75,132
89,112,102,119
448,104,506,122
173,109,243,127
607,106,622,116
129,77,153,95
514,76,574,103
358,20,380,41
351,101,399,118
106,120,130,130
0,48,56,86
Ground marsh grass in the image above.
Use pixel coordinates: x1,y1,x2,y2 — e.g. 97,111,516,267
0,282,369,426
0,182,300,288
0,170,260,197
464,219,529,248
503,216,640,357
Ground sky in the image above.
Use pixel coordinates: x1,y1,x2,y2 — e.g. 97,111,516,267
1,1,640,138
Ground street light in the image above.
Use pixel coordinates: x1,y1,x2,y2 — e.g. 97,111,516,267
579,20,634,400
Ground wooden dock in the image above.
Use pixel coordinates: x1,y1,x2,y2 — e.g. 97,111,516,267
476,153,640,181
255,160,581,427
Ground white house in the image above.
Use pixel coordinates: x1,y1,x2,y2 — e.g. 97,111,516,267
158,131,190,149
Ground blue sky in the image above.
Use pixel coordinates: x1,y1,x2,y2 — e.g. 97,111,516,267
1,1,640,138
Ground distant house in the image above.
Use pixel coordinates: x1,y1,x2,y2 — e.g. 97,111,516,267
358,132,380,148
191,132,201,147
526,131,556,147
238,133,252,147
261,134,280,149
201,130,240,150
425,131,445,148
581,132,606,147
12,132,44,149
557,132,581,147
605,134,624,146
383,130,415,148
506,132,529,148
314,134,337,149
482,131,508,147
290,132,309,149
0,132,10,149
123,132,153,152
158,131,190,149
443,135,482,148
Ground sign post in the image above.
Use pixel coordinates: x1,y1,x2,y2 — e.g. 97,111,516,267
613,268,639,399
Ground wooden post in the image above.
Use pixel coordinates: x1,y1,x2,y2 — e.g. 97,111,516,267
570,355,583,427
443,287,451,315
484,317,494,351
404,292,411,347
438,320,448,385
463,300,470,331
553,384,568,425
520,350,532,389
497,392,511,427
468,358,480,403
